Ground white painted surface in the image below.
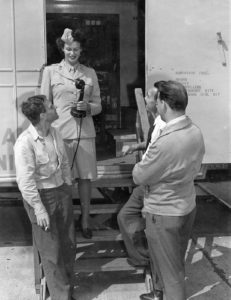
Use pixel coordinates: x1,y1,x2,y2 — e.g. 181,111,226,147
146,0,230,164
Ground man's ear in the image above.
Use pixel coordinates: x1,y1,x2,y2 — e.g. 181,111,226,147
40,112,46,121
163,101,168,113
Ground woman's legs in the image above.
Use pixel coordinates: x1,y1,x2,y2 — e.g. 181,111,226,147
64,138,96,238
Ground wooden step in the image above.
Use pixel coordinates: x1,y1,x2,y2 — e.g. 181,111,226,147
92,177,134,188
197,181,231,208
76,240,127,259
73,203,123,215
75,257,145,273
0,192,22,200
76,229,122,242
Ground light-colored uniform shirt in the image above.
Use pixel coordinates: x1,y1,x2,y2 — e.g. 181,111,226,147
14,124,72,216
41,60,102,139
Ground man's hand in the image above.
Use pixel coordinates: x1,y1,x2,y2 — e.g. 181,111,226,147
121,144,135,156
36,211,50,231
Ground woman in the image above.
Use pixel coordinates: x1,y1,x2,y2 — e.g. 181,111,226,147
41,28,102,238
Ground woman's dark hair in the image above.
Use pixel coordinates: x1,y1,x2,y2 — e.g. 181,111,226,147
154,80,188,111
21,95,46,125
56,29,86,57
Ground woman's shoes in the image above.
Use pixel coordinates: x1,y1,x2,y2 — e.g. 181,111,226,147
81,228,93,239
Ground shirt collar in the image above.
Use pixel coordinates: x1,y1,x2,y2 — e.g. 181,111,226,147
154,115,166,127
63,60,80,73
166,114,186,127
28,124,51,141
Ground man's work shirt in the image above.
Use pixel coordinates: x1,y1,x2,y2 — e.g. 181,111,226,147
14,124,72,217
133,116,205,216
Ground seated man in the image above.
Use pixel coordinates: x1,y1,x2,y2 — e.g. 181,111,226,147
117,87,165,296
14,95,76,300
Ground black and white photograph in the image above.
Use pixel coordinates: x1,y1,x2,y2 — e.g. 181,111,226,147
0,0,230,299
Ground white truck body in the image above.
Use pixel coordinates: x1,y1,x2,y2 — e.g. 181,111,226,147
0,0,46,185
0,0,230,185
146,0,230,165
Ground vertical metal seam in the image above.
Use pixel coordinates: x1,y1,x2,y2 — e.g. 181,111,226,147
11,0,18,136
43,0,47,65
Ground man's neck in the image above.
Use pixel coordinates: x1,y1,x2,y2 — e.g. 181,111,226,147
35,122,50,137
165,111,185,123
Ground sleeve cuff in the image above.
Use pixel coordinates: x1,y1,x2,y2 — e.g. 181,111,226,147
86,103,91,115
34,202,47,217
64,179,72,185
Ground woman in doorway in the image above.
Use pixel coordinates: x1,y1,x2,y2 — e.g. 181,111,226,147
41,28,102,239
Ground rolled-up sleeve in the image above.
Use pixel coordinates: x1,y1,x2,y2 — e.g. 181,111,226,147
88,69,102,116
14,140,46,216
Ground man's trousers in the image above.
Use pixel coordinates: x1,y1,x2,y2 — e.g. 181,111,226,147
145,208,196,300
117,185,149,266
23,183,76,300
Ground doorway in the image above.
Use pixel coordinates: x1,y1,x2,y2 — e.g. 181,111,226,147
46,13,120,152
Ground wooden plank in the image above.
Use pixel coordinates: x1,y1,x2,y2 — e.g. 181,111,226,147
76,241,127,259
197,182,231,209
75,257,145,273
0,192,22,200
107,129,136,141
97,164,133,174
73,203,123,215
135,88,150,142
92,177,135,188
76,229,122,242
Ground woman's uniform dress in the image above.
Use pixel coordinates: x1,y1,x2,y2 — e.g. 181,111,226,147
41,60,102,180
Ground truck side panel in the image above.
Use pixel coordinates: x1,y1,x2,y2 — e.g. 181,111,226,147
146,0,230,164
0,0,45,185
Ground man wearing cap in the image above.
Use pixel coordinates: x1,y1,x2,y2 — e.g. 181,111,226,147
133,81,205,300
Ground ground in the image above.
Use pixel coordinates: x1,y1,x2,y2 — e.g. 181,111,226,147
0,192,230,300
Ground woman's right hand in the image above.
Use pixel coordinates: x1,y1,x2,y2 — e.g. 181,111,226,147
76,101,87,111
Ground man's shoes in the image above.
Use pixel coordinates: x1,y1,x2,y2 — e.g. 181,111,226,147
127,257,149,268
139,290,163,300
81,228,93,239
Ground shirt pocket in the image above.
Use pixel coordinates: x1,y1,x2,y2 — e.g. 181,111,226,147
51,72,65,87
35,151,50,177
35,153,49,165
